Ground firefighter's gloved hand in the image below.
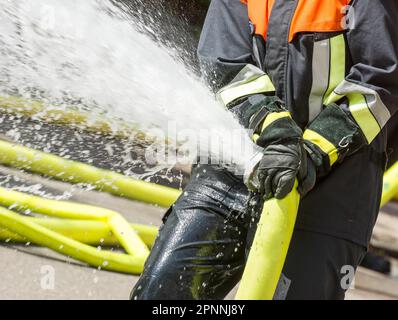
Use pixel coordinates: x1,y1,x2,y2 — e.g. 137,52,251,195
245,140,316,200
240,96,316,199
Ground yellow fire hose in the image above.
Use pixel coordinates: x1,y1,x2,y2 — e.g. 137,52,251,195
0,207,147,274
0,187,152,274
0,137,178,275
381,161,398,207
0,187,151,256
0,139,180,208
0,217,158,247
236,184,300,300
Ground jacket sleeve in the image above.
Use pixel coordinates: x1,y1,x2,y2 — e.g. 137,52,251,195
303,0,398,176
197,0,275,127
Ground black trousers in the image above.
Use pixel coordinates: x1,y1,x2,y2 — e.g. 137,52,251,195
131,164,371,300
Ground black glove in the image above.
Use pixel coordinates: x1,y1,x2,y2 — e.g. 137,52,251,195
241,96,316,199
246,141,316,200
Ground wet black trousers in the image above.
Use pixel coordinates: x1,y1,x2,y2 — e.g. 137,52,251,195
131,156,383,300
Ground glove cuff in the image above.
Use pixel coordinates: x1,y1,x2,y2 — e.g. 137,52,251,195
304,103,367,176
229,96,303,148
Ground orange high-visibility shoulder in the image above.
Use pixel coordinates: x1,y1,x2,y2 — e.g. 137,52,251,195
289,0,353,42
241,0,275,40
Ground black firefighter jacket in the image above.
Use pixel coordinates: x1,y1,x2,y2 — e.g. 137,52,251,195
197,0,398,246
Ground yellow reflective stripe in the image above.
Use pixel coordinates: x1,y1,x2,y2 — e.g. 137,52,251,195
333,80,391,129
347,93,380,143
323,35,346,105
303,129,339,165
218,75,275,106
252,112,291,142
261,111,291,132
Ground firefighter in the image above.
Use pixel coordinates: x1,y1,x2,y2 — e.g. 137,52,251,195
131,0,398,299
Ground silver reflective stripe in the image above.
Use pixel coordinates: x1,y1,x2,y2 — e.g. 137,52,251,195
308,39,330,122
230,64,265,84
334,80,391,128
252,38,263,70
273,273,291,301
216,64,275,106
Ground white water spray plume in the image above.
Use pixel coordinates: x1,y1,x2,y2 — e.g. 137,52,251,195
0,0,256,174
